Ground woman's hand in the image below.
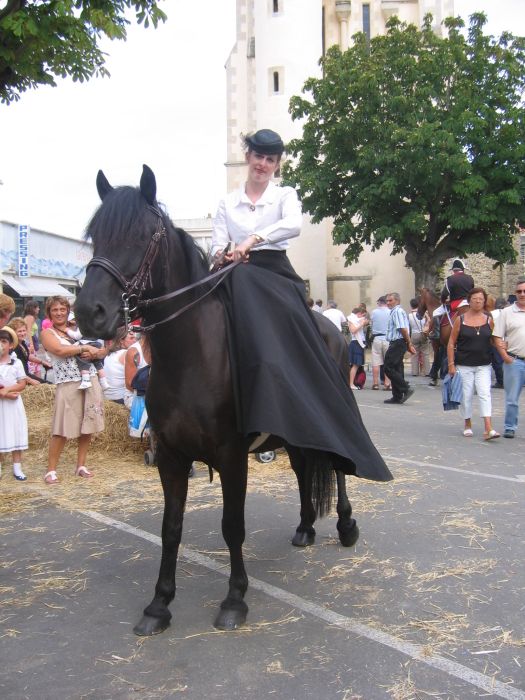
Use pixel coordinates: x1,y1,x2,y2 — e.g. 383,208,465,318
42,360,52,369
448,362,456,377
232,235,259,262
0,387,19,400
80,345,99,360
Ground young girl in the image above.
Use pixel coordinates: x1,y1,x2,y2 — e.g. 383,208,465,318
0,327,29,481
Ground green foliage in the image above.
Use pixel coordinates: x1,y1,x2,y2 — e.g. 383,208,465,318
282,13,525,285
0,0,167,104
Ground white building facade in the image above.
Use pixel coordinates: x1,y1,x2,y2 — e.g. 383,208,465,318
225,0,454,309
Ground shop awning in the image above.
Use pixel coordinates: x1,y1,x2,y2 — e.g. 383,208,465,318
2,275,76,298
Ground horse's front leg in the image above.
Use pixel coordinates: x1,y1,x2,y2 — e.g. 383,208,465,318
134,444,190,636
335,471,359,547
287,446,316,547
214,450,249,631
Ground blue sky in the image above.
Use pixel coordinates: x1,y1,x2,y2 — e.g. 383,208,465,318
0,0,524,239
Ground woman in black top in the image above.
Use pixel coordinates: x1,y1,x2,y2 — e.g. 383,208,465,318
8,317,51,385
448,288,499,440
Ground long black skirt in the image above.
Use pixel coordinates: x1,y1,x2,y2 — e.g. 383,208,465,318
217,250,392,482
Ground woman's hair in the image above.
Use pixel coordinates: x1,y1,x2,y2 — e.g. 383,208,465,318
45,296,71,320
8,317,26,332
0,293,15,317
467,287,487,303
0,329,14,346
23,300,39,317
107,328,129,355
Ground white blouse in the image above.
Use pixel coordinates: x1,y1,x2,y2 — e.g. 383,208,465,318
103,349,126,400
211,180,302,258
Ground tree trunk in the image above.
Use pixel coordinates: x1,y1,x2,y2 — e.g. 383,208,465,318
404,247,444,294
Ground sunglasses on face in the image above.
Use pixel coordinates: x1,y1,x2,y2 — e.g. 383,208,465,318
516,289,525,294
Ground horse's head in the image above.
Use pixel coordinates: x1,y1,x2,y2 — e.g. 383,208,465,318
75,165,165,339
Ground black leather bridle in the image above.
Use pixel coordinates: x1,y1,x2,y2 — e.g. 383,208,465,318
86,204,245,332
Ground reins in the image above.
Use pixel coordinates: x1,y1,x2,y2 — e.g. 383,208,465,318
86,206,246,332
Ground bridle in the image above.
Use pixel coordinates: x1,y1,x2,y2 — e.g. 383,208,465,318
86,204,244,332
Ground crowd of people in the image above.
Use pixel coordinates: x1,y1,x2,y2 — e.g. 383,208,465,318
308,271,525,440
0,292,150,485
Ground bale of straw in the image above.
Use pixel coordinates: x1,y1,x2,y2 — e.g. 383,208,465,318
21,383,144,464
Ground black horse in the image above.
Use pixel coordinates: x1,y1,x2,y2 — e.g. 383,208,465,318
75,166,361,636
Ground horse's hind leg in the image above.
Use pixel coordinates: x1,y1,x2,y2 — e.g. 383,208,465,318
335,471,359,547
287,446,316,547
134,445,189,636
214,451,249,631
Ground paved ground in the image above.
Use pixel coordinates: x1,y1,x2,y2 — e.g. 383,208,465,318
1,373,524,699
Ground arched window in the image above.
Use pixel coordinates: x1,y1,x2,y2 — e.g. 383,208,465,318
273,71,279,93
273,0,279,13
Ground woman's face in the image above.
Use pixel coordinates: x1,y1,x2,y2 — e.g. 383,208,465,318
470,293,485,309
49,303,69,325
121,331,136,349
245,150,280,185
15,326,27,341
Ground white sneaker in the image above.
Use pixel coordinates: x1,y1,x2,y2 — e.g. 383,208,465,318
78,379,92,390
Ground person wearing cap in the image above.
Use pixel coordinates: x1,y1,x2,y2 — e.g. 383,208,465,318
0,325,29,481
370,296,391,390
433,259,475,339
209,129,392,485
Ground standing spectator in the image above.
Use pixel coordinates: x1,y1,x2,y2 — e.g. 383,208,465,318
408,299,430,377
0,326,29,481
306,297,315,310
123,333,151,410
490,298,507,389
22,300,40,353
41,295,104,484
0,294,15,329
448,288,499,440
348,307,369,389
312,299,323,314
370,296,391,391
493,277,525,438
384,293,416,405
323,300,348,332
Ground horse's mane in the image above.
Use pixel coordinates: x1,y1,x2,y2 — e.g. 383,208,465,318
84,186,209,283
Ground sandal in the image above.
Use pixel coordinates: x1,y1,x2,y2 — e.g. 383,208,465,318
383,386,391,391
372,385,379,390
484,430,500,441
44,470,59,485
76,466,94,479
463,429,473,437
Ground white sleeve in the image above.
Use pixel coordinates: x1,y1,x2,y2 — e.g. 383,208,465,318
256,188,302,244
493,309,506,338
14,359,26,381
211,199,229,258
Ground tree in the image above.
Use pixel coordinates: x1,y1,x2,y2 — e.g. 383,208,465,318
282,14,525,290
0,0,166,104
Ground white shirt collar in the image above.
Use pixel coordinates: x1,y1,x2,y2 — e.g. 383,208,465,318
512,302,525,313
234,180,278,207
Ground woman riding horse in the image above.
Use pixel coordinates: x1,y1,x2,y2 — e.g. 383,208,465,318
74,135,392,637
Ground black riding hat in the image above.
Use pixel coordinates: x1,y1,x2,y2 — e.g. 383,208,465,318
244,129,285,156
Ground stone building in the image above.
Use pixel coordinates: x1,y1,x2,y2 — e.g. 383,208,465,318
225,0,455,311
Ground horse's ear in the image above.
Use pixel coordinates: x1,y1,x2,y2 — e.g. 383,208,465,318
140,165,157,206
96,170,113,201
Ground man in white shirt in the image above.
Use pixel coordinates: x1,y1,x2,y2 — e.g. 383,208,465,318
312,299,323,314
490,298,507,388
323,301,348,331
493,277,525,438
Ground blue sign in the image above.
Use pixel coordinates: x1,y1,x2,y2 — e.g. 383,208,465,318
18,224,30,277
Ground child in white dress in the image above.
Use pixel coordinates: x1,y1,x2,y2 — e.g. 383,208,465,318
0,327,29,481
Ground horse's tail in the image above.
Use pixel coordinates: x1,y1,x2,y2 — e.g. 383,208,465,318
303,448,338,518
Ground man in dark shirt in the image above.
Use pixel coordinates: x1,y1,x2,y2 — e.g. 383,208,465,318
434,259,475,338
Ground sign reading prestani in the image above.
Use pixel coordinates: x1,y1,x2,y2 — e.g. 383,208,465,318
18,224,30,277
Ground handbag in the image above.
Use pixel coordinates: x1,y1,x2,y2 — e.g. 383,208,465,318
129,392,150,438
32,333,39,351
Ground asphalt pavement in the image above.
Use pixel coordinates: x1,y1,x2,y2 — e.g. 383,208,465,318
1,372,524,700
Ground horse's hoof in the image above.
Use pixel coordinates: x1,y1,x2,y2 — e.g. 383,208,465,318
292,531,315,547
133,614,170,637
214,601,248,631
337,520,359,548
